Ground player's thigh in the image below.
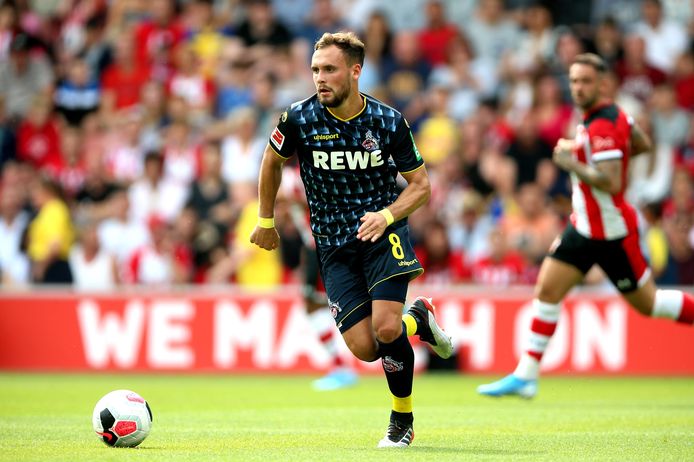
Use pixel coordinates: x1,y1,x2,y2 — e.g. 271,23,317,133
371,275,411,343
537,225,592,302
363,225,423,295
341,314,379,362
316,243,372,333
621,275,657,316
596,231,651,304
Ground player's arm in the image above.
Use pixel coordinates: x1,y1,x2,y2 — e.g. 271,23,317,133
357,166,431,242
631,122,653,157
553,138,622,195
249,144,287,251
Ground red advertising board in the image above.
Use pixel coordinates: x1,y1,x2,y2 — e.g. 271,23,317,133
1,289,693,374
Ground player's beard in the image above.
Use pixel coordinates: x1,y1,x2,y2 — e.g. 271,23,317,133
574,90,599,111
318,81,351,107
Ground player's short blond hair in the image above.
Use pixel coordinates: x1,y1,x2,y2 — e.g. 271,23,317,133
314,32,365,66
572,53,607,74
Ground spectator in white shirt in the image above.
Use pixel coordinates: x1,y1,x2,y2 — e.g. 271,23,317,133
634,0,688,74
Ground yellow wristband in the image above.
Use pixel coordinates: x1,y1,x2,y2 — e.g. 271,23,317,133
257,217,275,229
378,208,394,226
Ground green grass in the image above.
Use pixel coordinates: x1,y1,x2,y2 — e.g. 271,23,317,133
0,373,693,461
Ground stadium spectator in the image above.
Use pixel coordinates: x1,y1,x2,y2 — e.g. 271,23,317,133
235,0,293,55
633,0,688,74
0,97,17,170
297,0,345,45
125,215,189,285
128,151,188,226
500,182,561,267
100,31,151,116
97,187,150,273
417,87,461,166
185,141,234,274
54,56,101,127
505,112,553,187
531,74,574,147
220,105,265,191
208,192,283,287
166,43,215,124
592,17,623,71
0,181,31,285
359,10,393,94
69,221,118,291
417,0,459,67
414,219,469,286
161,120,201,186
446,189,494,266
16,96,63,175
382,30,431,112
184,0,230,79
27,176,74,283
650,84,690,147
0,2,17,62
465,0,520,64
470,228,528,285
56,125,87,199
0,33,54,120
615,34,667,104
214,40,254,118
74,146,118,223
672,51,694,111
427,34,496,121
133,0,185,81
102,112,146,185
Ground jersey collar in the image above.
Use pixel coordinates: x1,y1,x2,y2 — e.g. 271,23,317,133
325,94,367,122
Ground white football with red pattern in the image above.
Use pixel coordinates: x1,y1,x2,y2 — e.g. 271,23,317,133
92,389,153,447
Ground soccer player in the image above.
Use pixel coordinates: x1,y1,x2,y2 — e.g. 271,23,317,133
478,53,694,399
250,32,453,447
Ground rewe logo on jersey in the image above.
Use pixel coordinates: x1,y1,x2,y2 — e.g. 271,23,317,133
312,150,384,170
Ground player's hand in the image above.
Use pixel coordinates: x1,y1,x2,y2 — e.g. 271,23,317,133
357,211,387,242
553,138,576,172
250,226,281,251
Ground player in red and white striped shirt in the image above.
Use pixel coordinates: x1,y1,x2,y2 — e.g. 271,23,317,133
479,53,694,399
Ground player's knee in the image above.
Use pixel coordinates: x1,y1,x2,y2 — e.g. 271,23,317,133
344,338,378,362
373,322,402,344
535,284,564,304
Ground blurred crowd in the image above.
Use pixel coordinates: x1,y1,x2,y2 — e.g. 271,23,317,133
0,0,693,290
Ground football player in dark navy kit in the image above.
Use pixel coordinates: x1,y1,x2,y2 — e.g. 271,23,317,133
250,32,453,448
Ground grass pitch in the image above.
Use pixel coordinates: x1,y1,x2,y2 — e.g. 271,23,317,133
0,373,692,461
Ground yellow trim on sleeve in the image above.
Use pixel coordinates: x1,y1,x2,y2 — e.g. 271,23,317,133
399,163,426,175
268,143,291,160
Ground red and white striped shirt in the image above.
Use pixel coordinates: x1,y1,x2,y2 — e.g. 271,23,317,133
570,104,639,240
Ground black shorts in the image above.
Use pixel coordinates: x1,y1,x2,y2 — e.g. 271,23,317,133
549,223,650,293
316,224,424,333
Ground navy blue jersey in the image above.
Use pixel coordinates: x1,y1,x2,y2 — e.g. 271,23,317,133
268,93,425,247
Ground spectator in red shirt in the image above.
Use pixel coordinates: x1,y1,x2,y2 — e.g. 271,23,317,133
134,0,185,81
417,0,460,67
672,51,694,111
471,228,529,286
17,96,63,174
614,33,667,103
414,219,469,286
101,31,151,115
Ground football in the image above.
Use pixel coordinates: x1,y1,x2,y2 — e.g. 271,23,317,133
92,389,153,447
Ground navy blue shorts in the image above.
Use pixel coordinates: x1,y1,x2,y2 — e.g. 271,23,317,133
316,224,424,333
